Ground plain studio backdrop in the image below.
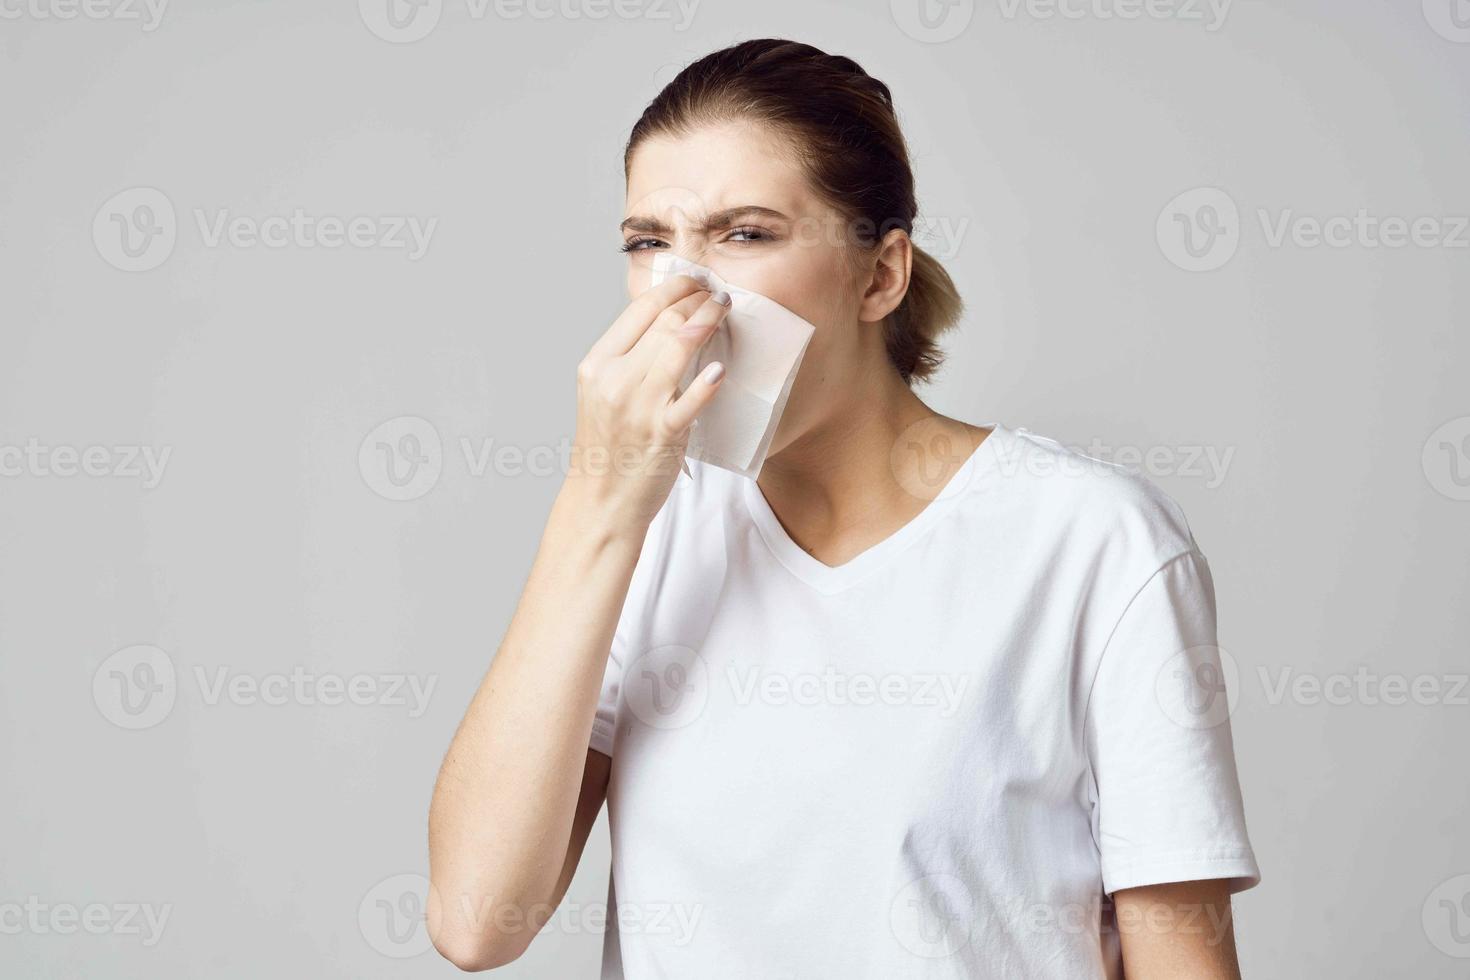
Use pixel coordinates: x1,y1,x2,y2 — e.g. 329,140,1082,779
1,0,1467,976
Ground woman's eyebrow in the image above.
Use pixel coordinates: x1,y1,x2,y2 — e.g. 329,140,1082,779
619,206,790,235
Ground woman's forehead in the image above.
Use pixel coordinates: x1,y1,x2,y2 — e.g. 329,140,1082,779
624,124,815,219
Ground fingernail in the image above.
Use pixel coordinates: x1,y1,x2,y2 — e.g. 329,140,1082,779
711,290,731,307
702,361,725,384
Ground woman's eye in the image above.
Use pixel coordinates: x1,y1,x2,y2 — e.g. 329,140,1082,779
620,236,665,253
727,226,768,243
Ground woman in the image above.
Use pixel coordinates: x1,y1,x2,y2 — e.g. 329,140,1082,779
427,38,1260,979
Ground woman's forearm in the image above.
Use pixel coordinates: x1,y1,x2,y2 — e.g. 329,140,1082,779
426,482,646,969
426,275,728,970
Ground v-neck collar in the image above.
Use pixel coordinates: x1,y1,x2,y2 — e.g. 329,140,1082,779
741,422,1008,595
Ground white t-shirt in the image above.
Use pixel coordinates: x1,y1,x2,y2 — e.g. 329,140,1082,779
589,422,1260,979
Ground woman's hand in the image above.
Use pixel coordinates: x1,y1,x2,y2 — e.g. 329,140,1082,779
568,274,731,530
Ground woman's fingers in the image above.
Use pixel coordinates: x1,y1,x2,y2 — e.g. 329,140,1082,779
624,289,709,376
591,274,707,359
643,289,731,395
663,359,726,436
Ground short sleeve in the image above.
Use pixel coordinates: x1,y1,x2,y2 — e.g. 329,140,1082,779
588,625,626,757
1084,548,1261,896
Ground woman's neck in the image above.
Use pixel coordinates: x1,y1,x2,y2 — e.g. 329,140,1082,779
753,369,990,567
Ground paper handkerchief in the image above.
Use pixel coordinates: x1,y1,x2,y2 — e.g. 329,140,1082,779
649,252,815,481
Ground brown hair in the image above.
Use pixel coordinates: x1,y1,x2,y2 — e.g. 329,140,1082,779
623,38,964,384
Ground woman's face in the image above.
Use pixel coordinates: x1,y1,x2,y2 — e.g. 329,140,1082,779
622,119,883,459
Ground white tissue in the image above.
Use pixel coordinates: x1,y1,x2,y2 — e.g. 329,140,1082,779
649,252,815,481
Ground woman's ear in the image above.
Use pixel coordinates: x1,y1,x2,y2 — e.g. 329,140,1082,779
858,228,913,324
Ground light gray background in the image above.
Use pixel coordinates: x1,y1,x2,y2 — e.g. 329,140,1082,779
2,0,1468,976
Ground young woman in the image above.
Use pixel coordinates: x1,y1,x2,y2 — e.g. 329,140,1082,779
427,38,1260,979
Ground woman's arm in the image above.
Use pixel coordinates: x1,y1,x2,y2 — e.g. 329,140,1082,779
426,277,730,971
1114,879,1242,979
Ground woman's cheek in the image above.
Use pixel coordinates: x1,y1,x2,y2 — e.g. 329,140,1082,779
626,260,656,299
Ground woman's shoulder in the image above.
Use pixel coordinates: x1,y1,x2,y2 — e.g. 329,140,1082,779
983,422,1205,571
